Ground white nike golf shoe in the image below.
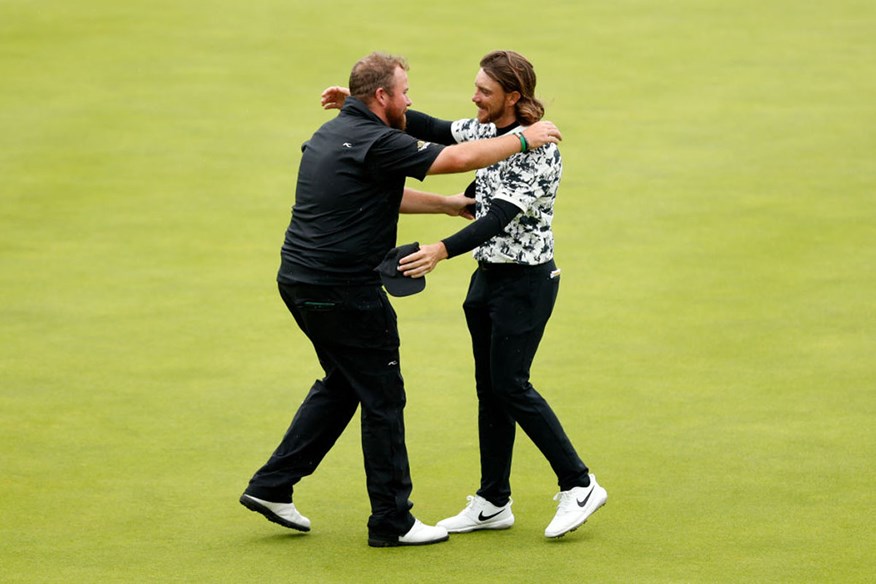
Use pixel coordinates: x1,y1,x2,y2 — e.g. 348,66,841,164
437,495,515,533
398,520,449,545
239,493,311,532
369,519,449,547
544,474,607,538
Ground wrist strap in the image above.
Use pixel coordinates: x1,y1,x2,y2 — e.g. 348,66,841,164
517,132,528,153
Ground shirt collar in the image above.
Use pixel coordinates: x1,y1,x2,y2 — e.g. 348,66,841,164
341,97,385,125
495,121,520,136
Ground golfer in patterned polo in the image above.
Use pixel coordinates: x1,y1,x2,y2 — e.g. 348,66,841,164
395,50,609,539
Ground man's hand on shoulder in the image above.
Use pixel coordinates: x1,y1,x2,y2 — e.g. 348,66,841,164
321,86,350,110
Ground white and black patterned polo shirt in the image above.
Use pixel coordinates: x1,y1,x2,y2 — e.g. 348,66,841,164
451,118,562,265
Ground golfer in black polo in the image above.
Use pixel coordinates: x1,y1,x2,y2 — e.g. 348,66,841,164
239,52,563,547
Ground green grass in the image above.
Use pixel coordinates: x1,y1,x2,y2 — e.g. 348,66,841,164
2,0,874,582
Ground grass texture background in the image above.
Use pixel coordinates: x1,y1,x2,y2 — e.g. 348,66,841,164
1,1,873,582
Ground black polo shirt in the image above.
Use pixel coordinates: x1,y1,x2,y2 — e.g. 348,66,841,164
277,98,445,286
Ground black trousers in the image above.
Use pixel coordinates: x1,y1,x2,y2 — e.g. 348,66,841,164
464,260,590,506
244,282,415,538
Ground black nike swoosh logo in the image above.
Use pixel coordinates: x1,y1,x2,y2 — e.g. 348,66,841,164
478,509,504,521
577,489,593,508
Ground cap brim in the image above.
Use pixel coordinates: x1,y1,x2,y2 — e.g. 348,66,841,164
375,242,426,297
381,274,426,297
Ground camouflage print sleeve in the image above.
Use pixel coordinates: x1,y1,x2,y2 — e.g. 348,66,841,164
451,118,498,143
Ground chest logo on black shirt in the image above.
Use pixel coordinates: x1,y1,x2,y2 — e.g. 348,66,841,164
342,142,352,148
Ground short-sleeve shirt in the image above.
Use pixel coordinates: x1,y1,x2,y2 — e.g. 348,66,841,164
278,98,445,286
451,119,562,265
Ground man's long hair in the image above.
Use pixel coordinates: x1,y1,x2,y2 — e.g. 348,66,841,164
480,50,544,125
349,52,409,103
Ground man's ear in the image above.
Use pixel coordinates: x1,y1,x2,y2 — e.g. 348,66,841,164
506,90,521,108
374,87,389,107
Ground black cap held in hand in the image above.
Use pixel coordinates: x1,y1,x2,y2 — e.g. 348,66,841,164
375,242,426,297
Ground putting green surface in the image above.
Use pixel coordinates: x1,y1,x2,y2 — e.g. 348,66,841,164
1,1,873,582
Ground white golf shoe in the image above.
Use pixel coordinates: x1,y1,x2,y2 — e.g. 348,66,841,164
544,474,607,538
369,519,449,547
239,493,311,532
437,495,514,533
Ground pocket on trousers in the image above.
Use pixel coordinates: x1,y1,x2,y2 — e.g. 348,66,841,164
347,292,399,350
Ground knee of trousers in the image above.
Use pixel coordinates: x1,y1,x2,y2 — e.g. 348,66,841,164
480,385,539,417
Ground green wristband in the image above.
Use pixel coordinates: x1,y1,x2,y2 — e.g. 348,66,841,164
517,132,528,153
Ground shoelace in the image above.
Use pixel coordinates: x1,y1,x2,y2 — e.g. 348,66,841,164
464,495,484,516
462,494,510,518
553,488,587,513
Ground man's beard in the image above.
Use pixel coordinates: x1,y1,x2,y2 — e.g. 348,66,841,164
477,102,504,124
388,109,407,131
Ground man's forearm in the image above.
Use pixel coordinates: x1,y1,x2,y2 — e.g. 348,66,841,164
427,133,523,175
405,110,455,145
400,188,453,214
427,120,561,175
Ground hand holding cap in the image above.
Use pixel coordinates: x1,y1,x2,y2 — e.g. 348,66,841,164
375,242,426,297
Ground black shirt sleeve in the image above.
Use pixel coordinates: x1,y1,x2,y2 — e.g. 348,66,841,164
405,110,457,145
441,199,522,259
366,130,445,181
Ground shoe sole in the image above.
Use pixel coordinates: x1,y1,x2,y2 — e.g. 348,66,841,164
239,494,310,532
545,487,607,539
443,518,515,533
368,533,450,548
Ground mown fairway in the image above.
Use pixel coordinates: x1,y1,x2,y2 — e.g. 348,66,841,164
1,1,873,582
